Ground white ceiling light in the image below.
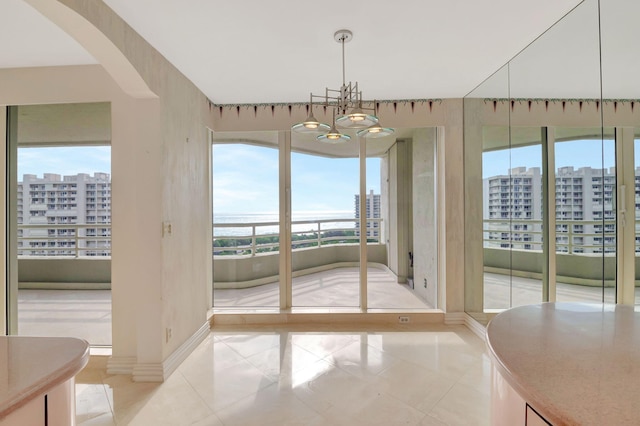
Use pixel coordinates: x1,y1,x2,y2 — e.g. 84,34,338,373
292,29,394,142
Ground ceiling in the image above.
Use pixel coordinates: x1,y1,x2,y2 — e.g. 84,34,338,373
1,0,583,104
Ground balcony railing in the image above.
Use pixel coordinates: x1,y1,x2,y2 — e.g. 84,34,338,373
483,218,621,254
17,218,384,258
18,224,111,257
214,218,383,257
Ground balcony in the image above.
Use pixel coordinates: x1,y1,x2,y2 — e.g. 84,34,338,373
15,217,640,345
15,219,431,344
212,218,386,288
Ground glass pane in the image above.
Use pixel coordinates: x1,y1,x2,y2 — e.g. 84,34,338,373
15,103,112,346
554,131,616,303
601,0,640,305
464,64,510,322
509,0,606,304
484,130,544,309
481,130,514,310
290,136,359,308
367,128,435,309
212,139,280,308
509,140,544,306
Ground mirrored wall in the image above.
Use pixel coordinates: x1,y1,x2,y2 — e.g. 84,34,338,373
464,0,640,321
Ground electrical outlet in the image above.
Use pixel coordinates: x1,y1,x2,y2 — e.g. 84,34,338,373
165,327,172,342
424,278,427,288
399,316,410,323
162,221,172,237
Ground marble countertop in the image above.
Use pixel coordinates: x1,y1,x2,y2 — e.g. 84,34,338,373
0,336,89,419
486,302,640,426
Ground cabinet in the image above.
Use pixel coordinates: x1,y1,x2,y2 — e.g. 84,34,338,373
491,366,551,425
0,379,76,426
0,336,88,426
526,405,551,426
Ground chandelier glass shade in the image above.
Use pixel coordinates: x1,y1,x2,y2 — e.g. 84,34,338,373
291,112,331,134
292,29,394,142
356,123,395,138
317,123,352,143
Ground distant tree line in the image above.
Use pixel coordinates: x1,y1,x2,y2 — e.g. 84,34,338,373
213,229,357,255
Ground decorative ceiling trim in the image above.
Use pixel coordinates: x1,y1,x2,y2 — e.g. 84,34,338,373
483,98,640,103
209,99,443,109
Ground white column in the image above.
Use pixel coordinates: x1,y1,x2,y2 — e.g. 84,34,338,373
616,127,635,305
279,131,291,309
359,136,368,310
546,128,557,302
109,95,163,377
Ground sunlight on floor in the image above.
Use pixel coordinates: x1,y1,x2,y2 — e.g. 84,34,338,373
76,325,490,425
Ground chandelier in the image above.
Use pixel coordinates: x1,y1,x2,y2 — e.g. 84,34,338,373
291,29,394,143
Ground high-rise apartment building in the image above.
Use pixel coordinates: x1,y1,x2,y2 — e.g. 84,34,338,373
355,189,381,238
483,167,543,251
483,166,621,254
18,172,111,256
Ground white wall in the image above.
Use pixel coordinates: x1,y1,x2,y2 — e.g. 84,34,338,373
3,0,216,381
58,0,215,376
412,129,438,307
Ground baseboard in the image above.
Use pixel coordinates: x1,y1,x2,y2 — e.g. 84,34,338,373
106,356,136,375
444,312,466,325
464,313,487,340
212,310,444,327
158,321,210,380
444,312,487,341
132,321,210,382
132,363,165,382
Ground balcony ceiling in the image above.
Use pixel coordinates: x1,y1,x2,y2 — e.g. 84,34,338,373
1,0,585,104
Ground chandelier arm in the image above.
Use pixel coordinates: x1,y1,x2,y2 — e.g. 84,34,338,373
341,35,346,87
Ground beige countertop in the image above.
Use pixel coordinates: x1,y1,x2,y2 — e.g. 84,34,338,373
486,302,640,426
0,336,89,419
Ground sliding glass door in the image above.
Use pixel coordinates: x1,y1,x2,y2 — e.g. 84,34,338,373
211,128,438,312
211,137,280,308
290,151,360,308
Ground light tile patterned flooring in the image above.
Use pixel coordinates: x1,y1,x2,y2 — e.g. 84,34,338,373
76,325,491,425
25,271,630,425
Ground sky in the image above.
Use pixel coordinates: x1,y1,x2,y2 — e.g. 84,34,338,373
17,144,381,215
212,144,381,214
482,139,627,178
18,146,111,178
17,139,639,214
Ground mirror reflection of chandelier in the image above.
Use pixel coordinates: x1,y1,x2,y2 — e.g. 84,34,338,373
291,29,394,143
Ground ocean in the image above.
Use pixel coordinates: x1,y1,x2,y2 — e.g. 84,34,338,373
213,212,357,237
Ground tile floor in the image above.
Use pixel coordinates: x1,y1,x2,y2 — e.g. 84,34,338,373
17,267,431,346
214,266,432,309
76,325,491,425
